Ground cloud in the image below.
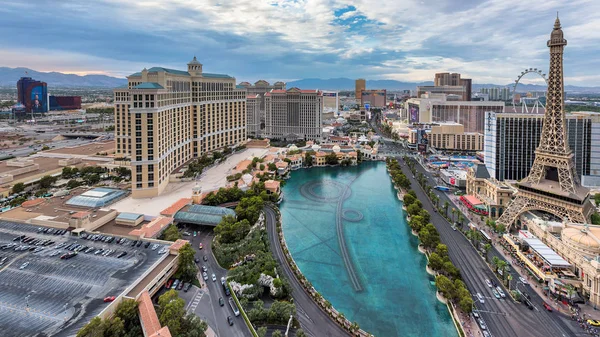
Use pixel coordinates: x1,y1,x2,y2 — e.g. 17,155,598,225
0,0,598,85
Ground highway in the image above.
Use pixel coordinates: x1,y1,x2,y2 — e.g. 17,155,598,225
264,207,348,337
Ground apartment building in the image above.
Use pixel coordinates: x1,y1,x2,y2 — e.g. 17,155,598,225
113,57,247,198
264,88,323,141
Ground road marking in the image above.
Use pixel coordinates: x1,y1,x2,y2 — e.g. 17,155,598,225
187,290,204,313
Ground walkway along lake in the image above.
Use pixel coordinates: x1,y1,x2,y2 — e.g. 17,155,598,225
280,161,457,337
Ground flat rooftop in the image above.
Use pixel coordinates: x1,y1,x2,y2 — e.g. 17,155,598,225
95,219,145,237
126,254,176,298
0,220,169,337
0,157,105,188
43,141,115,156
0,187,114,224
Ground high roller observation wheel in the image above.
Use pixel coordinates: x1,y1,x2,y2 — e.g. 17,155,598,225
512,68,548,113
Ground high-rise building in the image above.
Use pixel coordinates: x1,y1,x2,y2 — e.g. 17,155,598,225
238,80,286,136
113,57,247,198
355,79,366,100
484,111,592,183
246,94,260,137
361,89,386,108
479,87,511,101
17,77,48,113
264,88,323,141
404,96,504,133
322,91,339,114
433,73,472,101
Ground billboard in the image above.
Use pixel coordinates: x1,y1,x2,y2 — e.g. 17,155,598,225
409,104,420,123
31,85,46,113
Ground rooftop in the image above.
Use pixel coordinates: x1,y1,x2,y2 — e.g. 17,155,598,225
116,212,144,221
66,187,126,208
138,290,165,337
129,216,174,238
44,141,115,156
126,255,176,298
133,82,164,89
174,204,235,226
160,198,192,217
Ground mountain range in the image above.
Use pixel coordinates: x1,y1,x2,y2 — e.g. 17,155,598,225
1,67,599,93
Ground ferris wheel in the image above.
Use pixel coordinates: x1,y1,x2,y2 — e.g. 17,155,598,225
512,68,548,113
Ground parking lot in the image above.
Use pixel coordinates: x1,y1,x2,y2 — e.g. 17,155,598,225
0,220,168,337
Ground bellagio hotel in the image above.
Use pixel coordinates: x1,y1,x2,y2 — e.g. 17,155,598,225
113,57,247,198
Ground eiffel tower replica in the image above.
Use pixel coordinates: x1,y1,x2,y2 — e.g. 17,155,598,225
496,15,595,230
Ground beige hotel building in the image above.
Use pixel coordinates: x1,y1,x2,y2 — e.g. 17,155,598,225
113,57,247,198
264,88,323,141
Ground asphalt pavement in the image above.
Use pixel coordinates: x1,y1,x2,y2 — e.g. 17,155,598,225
264,207,348,337
182,225,250,337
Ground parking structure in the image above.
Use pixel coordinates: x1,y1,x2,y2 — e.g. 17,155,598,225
0,220,168,337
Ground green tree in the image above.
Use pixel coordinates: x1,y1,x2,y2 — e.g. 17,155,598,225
39,175,57,189
443,201,449,216
11,182,25,194
436,244,448,258
435,275,455,299
458,295,474,313
428,252,444,271
214,216,251,244
84,173,100,185
419,224,440,250
592,213,600,225
403,193,416,206
180,313,208,337
325,153,339,165
267,300,296,324
176,243,198,282
67,179,80,189
76,317,105,337
304,152,314,167
113,299,143,337
235,196,264,224
257,327,267,337
161,224,182,242
595,193,600,206
272,331,283,337
407,203,422,216
158,290,186,336
268,163,277,171
419,209,431,223
62,167,73,179
296,329,307,337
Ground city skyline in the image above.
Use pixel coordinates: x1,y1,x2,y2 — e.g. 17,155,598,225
1,1,600,85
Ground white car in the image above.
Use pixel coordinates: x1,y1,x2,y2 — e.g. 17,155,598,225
519,276,528,285
212,273,217,282
476,292,485,304
19,262,29,270
496,286,506,298
203,272,208,281
485,279,492,288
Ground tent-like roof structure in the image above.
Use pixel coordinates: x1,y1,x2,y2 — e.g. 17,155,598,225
174,204,236,226
522,237,571,267
66,188,126,208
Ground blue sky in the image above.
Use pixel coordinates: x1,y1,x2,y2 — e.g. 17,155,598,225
1,0,599,85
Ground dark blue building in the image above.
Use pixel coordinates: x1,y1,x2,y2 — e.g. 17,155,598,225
17,77,48,113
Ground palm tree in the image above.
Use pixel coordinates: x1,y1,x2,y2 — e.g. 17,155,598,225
443,201,450,217
458,213,465,227
497,260,509,282
451,208,457,223
491,256,500,272
483,243,492,261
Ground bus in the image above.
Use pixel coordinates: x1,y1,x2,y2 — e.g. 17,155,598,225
228,297,240,317
434,186,450,192
479,229,491,243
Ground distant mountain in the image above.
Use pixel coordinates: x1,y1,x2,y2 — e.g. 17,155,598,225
286,77,600,93
0,67,127,88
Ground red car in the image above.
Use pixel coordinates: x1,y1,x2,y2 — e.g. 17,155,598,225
165,279,173,289
542,302,553,312
199,243,203,250
104,296,116,303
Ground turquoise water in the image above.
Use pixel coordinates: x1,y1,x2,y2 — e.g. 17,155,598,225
281,162,457,337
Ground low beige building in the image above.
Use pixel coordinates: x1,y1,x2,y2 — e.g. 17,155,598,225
408,123,484,152
522,213,600,307
466,164,513,219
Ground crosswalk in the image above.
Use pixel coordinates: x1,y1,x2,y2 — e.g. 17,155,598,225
187,290,204,313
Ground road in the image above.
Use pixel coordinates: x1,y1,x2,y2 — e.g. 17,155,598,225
180,225,251,337
264,207,348,337
401,156,582,337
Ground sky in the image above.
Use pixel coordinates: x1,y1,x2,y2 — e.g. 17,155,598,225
1,0,600,86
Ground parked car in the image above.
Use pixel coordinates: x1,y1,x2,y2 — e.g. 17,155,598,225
104,296,116,302
172,279,180,289
177,281,184,290
203,255,208,261
519,276,528,285
587,320,600,327
183,283,192,292
212,273,216,282
194,257,200,263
